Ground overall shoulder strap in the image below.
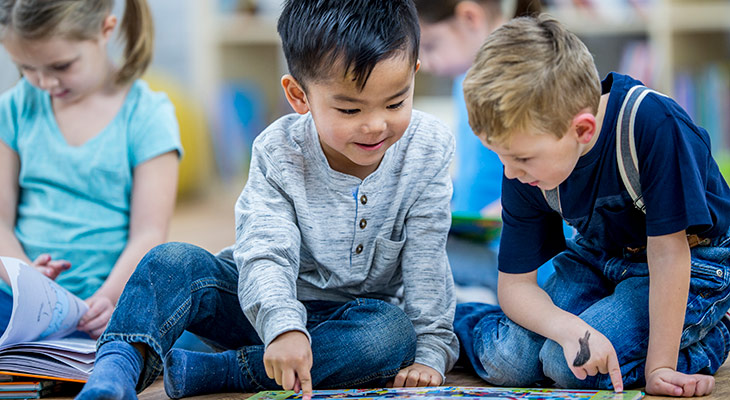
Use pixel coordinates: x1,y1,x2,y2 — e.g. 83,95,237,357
615,85,667,214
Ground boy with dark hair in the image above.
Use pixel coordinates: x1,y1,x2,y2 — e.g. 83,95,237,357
75,0,458,399
456,14,730,398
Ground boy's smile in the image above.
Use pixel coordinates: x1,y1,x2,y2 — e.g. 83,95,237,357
282,54,419,180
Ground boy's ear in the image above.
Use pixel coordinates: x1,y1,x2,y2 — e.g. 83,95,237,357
100,15,117,41
281,74,310,115
572,111,597,144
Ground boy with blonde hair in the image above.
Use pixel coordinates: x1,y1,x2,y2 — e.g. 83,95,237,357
455,14,730,397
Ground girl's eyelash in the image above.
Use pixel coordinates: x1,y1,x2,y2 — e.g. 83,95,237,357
337,108,360,115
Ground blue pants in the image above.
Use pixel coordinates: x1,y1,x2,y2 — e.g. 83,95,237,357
0,290,11,334
99,242,417,392
455,229,730,389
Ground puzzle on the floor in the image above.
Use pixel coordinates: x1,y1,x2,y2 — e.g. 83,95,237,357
247,387,644,400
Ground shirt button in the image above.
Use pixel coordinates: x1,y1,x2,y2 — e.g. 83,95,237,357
359,219,367,229
360,195,367,205
355,244,363,254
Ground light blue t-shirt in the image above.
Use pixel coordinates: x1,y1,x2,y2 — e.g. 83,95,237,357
451,74,503,213
0,78,182,299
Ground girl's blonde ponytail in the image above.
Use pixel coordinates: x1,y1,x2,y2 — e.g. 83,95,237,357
116,0,154,85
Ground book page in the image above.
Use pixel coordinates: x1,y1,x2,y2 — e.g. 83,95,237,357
0,257,88,346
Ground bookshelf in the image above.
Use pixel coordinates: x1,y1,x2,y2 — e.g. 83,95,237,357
196,0,730,168
546,0,730,96
546,0,730,158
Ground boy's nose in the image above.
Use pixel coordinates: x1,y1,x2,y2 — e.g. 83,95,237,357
503,163,523,180
361,117,387,134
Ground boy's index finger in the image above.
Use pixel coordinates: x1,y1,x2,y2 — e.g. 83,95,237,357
607,351,624,392
298,369,313,400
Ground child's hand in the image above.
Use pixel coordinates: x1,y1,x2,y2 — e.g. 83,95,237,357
645,367,714,397
391,363,442,387
78,294,114,339
31,254,70,280
561,328,623,392
264,331,313,400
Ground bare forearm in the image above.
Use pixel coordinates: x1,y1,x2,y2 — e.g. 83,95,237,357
0,227,31,264
498,271,587,344
645,232,691,376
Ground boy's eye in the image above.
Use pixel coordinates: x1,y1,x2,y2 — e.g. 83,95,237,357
336,108,360,115
387,100,405,110
514,157,530,163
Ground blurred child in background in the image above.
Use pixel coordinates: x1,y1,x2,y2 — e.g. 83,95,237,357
0,0,181,338
413,0,551,299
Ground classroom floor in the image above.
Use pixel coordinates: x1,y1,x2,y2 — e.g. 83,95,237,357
61,181,730,399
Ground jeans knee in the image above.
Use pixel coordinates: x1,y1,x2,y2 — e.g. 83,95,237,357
352,300,416,367
136,242,205,282
473,317,544,387
540,340,609,389
540,340,576,387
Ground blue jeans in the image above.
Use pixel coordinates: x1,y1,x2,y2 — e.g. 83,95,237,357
0,289,11,334
455,228,730,389
99,242,417,392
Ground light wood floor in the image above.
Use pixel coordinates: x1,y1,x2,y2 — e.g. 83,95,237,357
61,184,730,399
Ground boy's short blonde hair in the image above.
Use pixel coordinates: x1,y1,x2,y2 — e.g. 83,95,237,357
464,14,601,144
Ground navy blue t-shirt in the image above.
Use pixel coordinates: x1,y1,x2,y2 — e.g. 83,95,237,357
499,73,730,273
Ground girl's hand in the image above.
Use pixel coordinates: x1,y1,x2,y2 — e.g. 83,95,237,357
264,331,313,400
391,363,442,387
645,367,715,397
561,328,624,392
31,254,70,280
78,294,115,339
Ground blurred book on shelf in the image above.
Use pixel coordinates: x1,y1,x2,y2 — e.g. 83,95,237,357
673,63,730,156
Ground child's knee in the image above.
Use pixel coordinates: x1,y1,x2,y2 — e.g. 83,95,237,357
539,340,577,387
539,340,611,389
472,318,544,386
135,242,201,282
352,300,416,365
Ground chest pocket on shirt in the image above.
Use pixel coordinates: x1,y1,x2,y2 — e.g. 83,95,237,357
86,146,130,203
362,235,406,291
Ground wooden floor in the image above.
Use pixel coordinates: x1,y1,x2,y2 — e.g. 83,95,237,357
57,184,730,399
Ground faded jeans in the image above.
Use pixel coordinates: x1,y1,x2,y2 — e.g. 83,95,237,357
98,242,416,392
455,228,730,389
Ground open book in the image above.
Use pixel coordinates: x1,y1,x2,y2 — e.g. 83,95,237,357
0,257,95,383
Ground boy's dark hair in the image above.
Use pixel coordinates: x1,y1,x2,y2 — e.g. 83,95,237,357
277,0,420,91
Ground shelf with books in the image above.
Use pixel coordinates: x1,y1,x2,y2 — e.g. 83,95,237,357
545,0,730,96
